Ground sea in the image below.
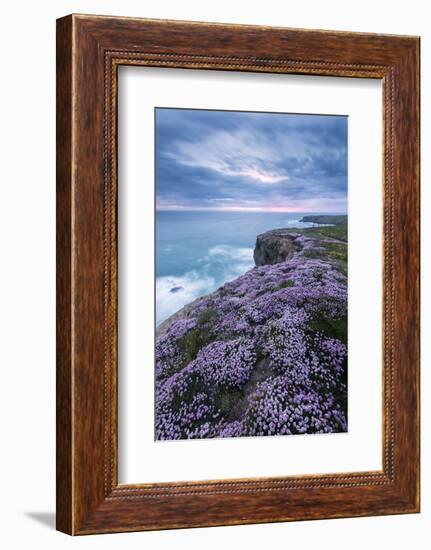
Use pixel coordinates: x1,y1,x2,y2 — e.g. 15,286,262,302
156,210,337,325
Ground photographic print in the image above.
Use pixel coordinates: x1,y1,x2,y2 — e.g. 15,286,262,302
155,108,348,441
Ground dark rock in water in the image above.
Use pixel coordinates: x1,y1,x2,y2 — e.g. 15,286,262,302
170,286,184,293
253,229,300,266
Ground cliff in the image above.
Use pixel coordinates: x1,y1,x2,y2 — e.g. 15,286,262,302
300,214,347,225
155,223,348,440
253,229,300,266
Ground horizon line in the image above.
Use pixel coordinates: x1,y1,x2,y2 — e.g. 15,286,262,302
156,207,348,214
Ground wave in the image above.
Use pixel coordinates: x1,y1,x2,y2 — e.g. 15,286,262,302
207,244,254,275
156,245,254,325
156,271,215,325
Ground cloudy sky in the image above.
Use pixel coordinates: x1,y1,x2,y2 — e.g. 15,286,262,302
155,108,347,213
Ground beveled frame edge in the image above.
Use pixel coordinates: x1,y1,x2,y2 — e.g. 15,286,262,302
56,14,420,535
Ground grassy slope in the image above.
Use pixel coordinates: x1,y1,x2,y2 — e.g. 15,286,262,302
157,219,349,437
287,223,348,276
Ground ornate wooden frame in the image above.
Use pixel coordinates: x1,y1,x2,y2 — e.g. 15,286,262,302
56,14,420,535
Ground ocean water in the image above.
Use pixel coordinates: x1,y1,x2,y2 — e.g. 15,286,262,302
156,211,337,325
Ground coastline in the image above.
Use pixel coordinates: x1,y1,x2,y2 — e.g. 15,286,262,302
155,216,348,440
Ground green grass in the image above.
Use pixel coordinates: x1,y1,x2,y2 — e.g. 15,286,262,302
216,389,242,417
197,308,217,325
286,222,348,243
170,371,208,410
271,279,294,292
303,239,347,275
308,312,348,411
176,308,217,368
311,224,348,242
308,314,348,345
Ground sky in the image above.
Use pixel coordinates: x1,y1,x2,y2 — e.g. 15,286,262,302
155,108,348,213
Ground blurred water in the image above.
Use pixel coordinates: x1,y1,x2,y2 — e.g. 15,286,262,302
155,210,337,324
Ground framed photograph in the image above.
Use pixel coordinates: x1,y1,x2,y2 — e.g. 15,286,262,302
56,14,420,535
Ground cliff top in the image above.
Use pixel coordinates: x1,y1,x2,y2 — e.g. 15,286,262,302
155,221,348,440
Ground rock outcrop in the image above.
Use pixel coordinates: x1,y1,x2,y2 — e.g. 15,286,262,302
253,229,300,266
